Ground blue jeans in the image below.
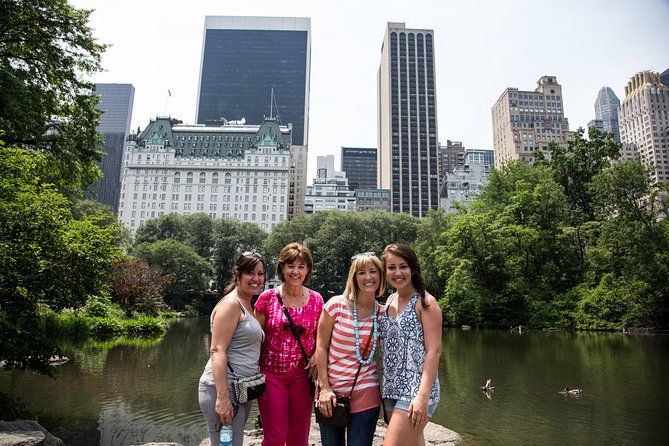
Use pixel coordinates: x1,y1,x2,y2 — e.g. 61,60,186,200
319,405,380,446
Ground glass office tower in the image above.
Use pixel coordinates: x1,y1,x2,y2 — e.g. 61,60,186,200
341,147,377,191
196,16,311,147
87,83,135,212
378,22,439,217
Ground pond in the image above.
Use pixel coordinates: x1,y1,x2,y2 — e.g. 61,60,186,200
1,318,668,445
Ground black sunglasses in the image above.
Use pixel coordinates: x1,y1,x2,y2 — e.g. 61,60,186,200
242,251,263,259
351,251,375,260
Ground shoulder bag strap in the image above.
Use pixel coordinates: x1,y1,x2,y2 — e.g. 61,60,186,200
275,289,310,363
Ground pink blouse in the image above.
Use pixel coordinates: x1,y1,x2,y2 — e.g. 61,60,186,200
255,287,324,373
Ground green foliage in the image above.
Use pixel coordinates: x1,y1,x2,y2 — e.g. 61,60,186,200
83,295,114,318
263,210,419,299
122,316,166,335
573,275,647,330
132,239,214,310
88,317,123,337
0,0,108,193
415,209,453,299
0,143,122,375
213,218,268,289
426,130,669,330
134,213,189,246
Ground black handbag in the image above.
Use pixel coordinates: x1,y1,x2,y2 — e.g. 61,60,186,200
228,364,266,403
314,320,374,428
276,289,317,396
315,395,350,427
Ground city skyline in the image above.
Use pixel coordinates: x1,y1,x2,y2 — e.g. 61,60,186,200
70,0,669,182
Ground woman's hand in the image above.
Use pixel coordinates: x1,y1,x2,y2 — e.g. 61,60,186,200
215,395,236,424
316,387,337,417
407,394,429,429
305,353,318,379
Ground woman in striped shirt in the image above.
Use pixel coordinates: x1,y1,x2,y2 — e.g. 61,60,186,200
315,252,386,446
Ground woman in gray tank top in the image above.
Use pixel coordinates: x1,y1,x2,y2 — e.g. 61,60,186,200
198,252,265,446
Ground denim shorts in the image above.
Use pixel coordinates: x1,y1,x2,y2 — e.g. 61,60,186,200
383,398,438,418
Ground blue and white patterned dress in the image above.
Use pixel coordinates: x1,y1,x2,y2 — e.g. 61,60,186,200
379,291,440,406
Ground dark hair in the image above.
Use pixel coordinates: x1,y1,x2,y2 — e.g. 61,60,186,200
275,242,313,285
223,252,266,296
382,243,429,308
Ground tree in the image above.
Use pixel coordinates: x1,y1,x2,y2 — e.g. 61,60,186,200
0,0,108,192
213,218,267,290
132,239,214,310
134,213,188,246
110,257,175,316
414,209,453,300
0,142,122,375
545,127,621,223
184,213,215,259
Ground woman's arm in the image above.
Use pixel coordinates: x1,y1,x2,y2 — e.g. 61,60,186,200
408,292,442,428
210,298,242,424
315,307,337,416
253,291,268,329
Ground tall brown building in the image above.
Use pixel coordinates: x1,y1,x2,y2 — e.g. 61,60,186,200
619,71,669,183
491,75,570,168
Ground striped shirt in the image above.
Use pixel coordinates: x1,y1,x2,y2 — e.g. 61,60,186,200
323,296,382,413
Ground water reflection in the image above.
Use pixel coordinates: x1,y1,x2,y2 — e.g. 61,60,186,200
1,320,668,446
433,328,669,446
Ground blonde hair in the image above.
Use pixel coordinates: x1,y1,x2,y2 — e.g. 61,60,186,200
342,254,386,303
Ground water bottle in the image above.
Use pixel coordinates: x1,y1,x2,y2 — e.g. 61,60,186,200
219,423,233,445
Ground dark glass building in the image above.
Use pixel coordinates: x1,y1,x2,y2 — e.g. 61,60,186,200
341,147,377,191
378,22,439,217
196,16,311,146
86,83,135,212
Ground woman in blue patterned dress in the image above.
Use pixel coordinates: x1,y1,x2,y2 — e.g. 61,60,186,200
379,243,442,446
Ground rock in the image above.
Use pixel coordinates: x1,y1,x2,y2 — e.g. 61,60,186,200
198,414,463,446
0,421,64,446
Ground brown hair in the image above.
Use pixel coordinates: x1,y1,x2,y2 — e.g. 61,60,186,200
382,243,429,308
275,242,313,285
223,252,265,296
342,254,386,303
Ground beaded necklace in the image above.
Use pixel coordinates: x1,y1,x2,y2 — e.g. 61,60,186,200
353,298,378,364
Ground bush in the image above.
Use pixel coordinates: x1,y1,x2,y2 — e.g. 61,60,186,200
122,316,165,335
88,317,123,336
39,309,90,338
83,295,113,318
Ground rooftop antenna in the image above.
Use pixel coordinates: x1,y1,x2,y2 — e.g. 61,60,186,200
270,88,282,124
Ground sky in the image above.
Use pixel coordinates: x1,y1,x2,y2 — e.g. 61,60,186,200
71,0,669,182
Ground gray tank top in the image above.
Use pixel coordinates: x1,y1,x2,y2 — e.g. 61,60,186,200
200,297,264,385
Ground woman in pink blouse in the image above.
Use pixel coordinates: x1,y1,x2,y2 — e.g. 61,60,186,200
254,242,324,446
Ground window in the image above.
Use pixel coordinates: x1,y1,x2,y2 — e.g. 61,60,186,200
187,172,193,184
199,172,206,184
212,172,219,184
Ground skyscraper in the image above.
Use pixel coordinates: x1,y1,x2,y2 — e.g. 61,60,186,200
341,147,377,191
378,22,439,217
619,71,669,183
491,75,570,168
87,83,135,212
660,68,669,88
593,86,621,141
195,16,311,147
